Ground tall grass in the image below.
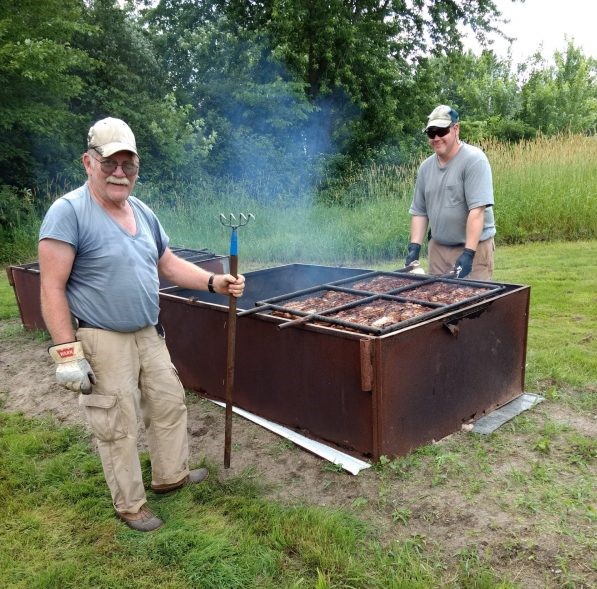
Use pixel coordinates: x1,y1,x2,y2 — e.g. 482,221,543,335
139,159,418,266
485,134,597,243
142,133,597,266
149,192,413,267
4,134,596,266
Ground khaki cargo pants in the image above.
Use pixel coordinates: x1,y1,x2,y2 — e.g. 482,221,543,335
428,237,495,280
76,325,189,514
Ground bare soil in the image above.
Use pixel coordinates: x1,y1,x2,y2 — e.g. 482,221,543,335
1,318,595,589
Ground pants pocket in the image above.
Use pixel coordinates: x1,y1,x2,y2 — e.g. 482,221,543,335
80,393,127,442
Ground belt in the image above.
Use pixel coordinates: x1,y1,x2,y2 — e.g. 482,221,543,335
431,239,465,248
75,317,164,336
76,318,101,329
432,239,491,248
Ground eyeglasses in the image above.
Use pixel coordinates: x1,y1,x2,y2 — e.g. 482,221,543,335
425,125,453,139
90,150,139,176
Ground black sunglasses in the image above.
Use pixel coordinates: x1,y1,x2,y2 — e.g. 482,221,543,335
426,125,453,139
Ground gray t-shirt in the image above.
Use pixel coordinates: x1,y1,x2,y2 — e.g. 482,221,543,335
409,142,496,245
39,183,169,332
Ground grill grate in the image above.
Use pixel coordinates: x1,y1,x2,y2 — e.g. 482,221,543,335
248,271,505,335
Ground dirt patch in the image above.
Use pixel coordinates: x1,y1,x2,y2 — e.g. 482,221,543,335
1,319,595,588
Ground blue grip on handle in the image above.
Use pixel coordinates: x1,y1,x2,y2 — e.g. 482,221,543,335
230,228,238,256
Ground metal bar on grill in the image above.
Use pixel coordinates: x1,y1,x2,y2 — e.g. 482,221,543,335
237,303,276,317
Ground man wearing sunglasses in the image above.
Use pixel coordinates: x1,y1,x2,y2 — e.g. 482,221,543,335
405,105,496,279
38,117,246,531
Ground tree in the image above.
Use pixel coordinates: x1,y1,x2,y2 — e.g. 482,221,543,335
143,0,512,187
227,0,512,157
143,1,316,194
0,0,93,188
412,49,534,142
72,0,215,182
521,42,597,135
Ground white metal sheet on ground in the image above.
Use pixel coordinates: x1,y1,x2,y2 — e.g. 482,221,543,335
472,393,545,434
211,401,372,475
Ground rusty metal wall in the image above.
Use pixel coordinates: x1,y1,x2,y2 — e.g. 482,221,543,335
6,264,45,331
7,250,228,332
160,297,376,453
159,264,531,459
373,287,530,457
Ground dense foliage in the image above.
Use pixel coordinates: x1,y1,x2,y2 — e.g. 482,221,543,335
1,0,596,260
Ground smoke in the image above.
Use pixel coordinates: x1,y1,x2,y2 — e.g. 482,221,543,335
203,56,359,207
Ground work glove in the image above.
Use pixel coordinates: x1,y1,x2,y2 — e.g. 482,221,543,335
405,242,421,266
48,341,96,394
453,248,476,279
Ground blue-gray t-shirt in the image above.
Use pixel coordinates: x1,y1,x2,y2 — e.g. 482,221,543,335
409,142,496,245
39,183,169,332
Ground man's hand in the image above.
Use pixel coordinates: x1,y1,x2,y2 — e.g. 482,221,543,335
213,273,246,298
454,248,475,279
48,341,96,394
405,242,421,266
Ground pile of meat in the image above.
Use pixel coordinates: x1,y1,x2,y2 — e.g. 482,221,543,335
270,278,494,332
328,299,431,328
349,274,418,293
403,282,490,304
272,289,363,319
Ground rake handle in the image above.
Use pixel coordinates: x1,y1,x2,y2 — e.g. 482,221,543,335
224,229,238,468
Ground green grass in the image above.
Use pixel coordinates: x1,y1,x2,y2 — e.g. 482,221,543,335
0,273,19,320
0,412,511,589
1,240,595,588
147,192,412,267
492,240,597,399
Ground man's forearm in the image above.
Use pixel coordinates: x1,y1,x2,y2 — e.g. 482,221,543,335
464,207,485,251
409,215,428,244
158,248,245,297
38,238,77,344
158,250,213,291
41,287,75,344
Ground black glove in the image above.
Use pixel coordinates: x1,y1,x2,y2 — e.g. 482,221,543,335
405,242,421,266
454,248,475,278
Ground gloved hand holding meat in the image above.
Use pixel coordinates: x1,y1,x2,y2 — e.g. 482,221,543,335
454,248,475,279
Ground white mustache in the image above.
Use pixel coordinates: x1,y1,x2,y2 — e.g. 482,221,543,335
107,176,130,186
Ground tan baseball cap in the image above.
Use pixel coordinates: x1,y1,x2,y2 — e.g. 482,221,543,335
425,105,459,130
87,117,138,157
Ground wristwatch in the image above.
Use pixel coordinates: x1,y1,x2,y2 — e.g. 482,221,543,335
207,273,216,293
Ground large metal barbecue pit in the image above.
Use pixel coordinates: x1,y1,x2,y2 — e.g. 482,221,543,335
159,263,530,460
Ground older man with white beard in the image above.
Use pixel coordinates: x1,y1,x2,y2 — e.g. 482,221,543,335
38,117,245,531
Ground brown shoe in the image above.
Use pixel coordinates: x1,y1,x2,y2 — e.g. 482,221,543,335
116,504,163,532
151,468,209,494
